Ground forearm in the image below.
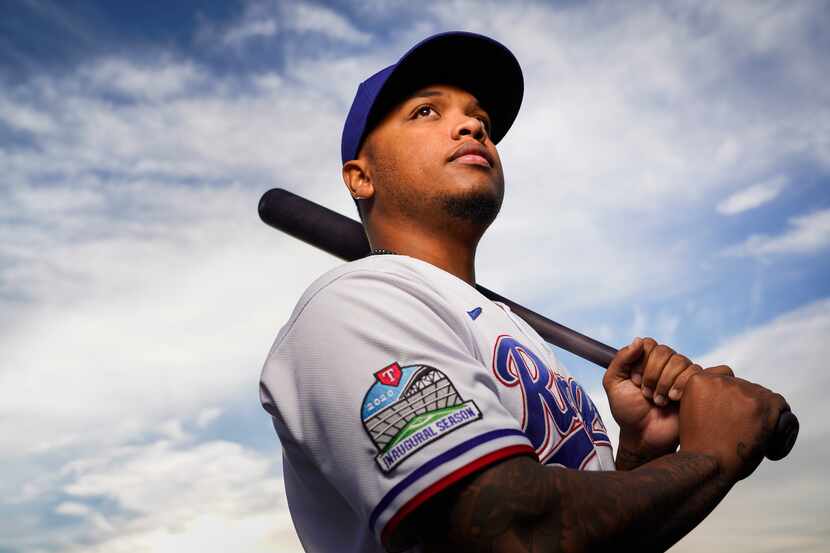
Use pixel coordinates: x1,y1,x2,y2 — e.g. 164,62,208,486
556,452,731,552
426,452,731,553
615,442,657,471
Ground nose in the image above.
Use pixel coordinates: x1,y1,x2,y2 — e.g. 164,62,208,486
452,115,487,142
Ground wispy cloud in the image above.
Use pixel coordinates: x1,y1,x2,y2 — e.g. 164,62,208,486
223,19,278,46
724,208,830,258
220,0,370,47
717,176,786,215
10,422,302,552
284,2,370,45
83,57,206,101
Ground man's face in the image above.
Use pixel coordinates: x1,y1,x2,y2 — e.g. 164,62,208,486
361,83,505,227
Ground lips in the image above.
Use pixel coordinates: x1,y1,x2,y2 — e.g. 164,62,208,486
448,141,494,168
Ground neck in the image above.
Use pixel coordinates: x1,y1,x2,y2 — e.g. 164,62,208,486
366,217,481,286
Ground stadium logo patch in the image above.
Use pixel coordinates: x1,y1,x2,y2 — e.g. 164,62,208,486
361,363,481,473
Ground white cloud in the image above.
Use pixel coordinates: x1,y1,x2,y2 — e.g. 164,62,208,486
196,407,224,428
78,512,301,553
83,58,206,101
55,501,93,517
717,176,786,215
35,431,301,553
220,1,370,47
223,19,278,45
12,183,106,215
158,420,189,441
284,3,370,45
725,208,830,258
0,99,56,134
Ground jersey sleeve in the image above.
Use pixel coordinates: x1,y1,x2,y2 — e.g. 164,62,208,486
260,269,534,549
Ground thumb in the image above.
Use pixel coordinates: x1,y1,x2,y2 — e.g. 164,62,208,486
605,337,644,387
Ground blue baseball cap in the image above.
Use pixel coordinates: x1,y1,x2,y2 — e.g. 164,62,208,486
340,31,524,164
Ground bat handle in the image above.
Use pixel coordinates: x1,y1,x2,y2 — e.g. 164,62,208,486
767,410,799,461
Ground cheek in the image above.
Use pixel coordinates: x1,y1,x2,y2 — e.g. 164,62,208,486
371,149,425,198
388,141,439,179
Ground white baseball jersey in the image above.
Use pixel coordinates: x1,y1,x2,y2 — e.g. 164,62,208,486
260,254,614,552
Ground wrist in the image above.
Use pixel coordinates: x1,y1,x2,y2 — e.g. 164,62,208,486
676,448,735,490
615,443,650,471
616,431,649,470
678,441,735,484
618,429,678,467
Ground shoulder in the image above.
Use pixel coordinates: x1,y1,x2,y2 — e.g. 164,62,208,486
283,255,461,332
264,255,482,384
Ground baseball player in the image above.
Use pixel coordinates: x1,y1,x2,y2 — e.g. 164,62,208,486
260,32,790,552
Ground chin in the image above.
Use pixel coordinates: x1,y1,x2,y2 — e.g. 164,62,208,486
441,184,503,226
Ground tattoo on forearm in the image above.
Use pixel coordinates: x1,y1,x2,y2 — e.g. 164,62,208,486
416,453,732,553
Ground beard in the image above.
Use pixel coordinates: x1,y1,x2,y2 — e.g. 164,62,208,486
440,187,502,226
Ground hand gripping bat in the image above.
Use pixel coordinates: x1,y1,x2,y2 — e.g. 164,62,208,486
258,187,799,461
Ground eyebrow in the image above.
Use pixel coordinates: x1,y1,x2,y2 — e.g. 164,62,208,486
406,89,445,101
404,88,484,112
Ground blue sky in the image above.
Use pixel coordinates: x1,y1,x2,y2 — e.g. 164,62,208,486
1,1,828,551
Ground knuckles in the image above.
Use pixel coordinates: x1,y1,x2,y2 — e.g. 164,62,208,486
706,364,735,377
670,353,691,368
651,344,675,361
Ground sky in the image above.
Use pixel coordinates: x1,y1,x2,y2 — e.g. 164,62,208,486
0,0,828,551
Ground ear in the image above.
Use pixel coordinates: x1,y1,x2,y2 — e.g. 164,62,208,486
342,159,375,201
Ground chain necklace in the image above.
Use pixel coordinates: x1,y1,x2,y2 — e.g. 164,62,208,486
368,248,399,256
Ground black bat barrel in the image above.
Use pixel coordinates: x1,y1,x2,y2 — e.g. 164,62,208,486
259,188,371,261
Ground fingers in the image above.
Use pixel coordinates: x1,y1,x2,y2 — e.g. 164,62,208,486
608,337,737,409
629,337,657,386
703,364,735,377
629,338,717,406
604,337,645,388
640,343,676,403
666,364,702,401
656,361,701,404
650,362,734,405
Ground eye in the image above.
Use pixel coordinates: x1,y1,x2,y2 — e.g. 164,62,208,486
413,104,437,118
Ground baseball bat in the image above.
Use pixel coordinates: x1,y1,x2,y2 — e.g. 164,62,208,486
258,187,798,461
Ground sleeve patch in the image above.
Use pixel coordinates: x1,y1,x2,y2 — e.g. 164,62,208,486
361,364,482,473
